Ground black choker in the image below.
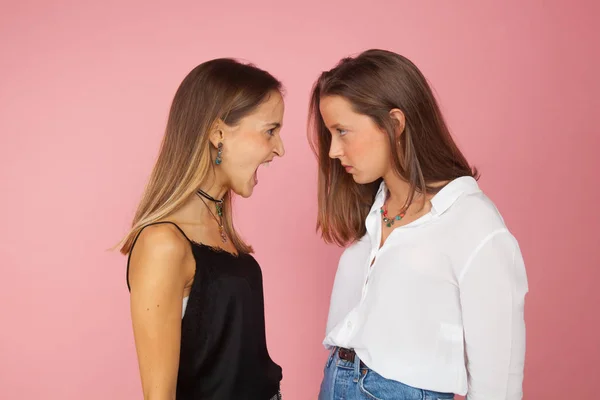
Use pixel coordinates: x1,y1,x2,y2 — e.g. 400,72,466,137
196,189,223,204
196,189,227,243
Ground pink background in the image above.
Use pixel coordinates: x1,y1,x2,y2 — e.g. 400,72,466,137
1,1,598,399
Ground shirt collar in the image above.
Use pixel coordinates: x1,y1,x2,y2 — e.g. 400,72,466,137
370,176,480,216
430,176,481,215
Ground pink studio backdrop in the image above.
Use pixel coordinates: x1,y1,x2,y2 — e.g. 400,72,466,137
1,1,598,399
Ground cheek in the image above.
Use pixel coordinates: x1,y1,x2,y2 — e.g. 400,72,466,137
228,138,268,169
247,140,271,161
345,137,369,160
348,135,389,164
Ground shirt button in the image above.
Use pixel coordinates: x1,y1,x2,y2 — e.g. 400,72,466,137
347,321,352,329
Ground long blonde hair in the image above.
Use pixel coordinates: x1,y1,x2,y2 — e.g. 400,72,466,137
119,58,282,255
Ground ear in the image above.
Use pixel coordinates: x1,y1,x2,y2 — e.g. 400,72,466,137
389,108,406,138
209,119,226,148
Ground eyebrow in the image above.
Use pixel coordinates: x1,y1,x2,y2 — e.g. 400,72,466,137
264,122,282,129
328,123,344,130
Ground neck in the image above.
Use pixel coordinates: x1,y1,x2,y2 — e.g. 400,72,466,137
382,170,412,206
197,179,228,201
170,180,228,225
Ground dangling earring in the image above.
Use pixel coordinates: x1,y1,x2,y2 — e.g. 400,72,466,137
215,142,223,165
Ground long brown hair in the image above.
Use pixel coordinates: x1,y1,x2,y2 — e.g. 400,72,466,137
119,58,282,255
308,49,478,246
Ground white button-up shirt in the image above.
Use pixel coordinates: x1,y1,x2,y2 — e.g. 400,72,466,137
323,177,528,399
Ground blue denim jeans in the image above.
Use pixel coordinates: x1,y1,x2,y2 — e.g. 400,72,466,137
318,348,454,400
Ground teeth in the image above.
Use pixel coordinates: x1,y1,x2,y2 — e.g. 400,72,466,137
262,162,270,167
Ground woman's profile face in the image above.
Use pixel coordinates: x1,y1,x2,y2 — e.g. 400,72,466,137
319,95,391,184
216,91,285,197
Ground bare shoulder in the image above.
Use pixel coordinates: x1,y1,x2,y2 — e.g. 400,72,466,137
136,223,189,253
129,223,192,291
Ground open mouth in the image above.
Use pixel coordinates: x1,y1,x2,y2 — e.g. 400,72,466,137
253,161,271,185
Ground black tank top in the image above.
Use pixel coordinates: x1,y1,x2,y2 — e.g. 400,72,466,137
126,222,283,399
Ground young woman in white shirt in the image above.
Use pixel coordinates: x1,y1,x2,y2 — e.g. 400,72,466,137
309,49,528,400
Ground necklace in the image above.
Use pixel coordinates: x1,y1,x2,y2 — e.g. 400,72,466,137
196,189,224,217
380,194,408,228
196,190,227,243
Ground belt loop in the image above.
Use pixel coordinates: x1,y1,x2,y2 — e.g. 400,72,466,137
353,351,360,382
326,346,336,368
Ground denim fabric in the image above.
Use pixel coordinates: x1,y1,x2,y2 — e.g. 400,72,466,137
318,348,454,400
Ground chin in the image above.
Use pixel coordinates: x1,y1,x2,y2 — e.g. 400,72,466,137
352,174,381,185
237,190,253,198
231,182,255,198
351,174,377,185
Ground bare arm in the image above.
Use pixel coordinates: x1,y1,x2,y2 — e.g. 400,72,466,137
128,224,191,400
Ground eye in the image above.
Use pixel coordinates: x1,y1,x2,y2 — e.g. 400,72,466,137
336,128,347,136
267,128,276,136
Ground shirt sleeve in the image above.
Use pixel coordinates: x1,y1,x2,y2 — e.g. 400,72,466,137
459,229,528,400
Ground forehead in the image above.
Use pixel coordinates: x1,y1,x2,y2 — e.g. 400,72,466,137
319,95,355,120
244,91,284,122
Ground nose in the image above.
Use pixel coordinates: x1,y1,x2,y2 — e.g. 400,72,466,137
273,135,285,158
328,135,343,159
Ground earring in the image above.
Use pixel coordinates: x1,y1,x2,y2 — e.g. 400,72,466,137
215,142,223,165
